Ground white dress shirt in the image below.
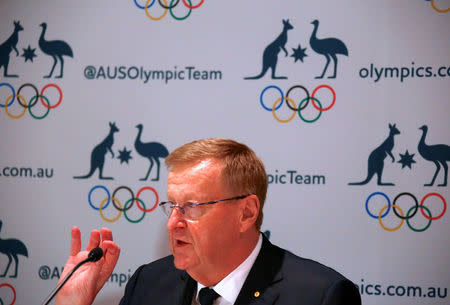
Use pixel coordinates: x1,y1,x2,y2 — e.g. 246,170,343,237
192,234,263,305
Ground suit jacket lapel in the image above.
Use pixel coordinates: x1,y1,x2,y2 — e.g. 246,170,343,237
234,236,284,305
172,269,196,305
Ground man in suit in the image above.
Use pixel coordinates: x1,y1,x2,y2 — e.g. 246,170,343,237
55,138,361,305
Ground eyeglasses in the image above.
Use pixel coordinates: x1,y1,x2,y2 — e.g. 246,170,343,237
159,194,251,220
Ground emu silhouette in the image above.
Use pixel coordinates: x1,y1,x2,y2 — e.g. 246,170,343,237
349,124,400,186
418,125,450,187
244,19,293,80
0,220,28,278
135,124,169,181
39,22,73,78
74,122,119,180
310,20,348,79
0,21,23,78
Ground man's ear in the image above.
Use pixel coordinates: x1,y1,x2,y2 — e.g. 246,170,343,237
239,195,260,232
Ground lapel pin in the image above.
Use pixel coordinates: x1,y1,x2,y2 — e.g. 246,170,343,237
254,291,260,298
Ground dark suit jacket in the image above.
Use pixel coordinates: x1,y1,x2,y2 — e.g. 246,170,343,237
118,237,361,305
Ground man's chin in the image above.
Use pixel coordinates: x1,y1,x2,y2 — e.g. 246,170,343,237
173,257,190,270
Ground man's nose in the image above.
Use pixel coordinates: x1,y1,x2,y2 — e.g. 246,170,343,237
167,207,186,230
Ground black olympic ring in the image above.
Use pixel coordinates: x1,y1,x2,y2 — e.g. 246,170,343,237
112,185,135,212
158,0,180,9
392,192,418,220
17,83,39,108
285,85,310,111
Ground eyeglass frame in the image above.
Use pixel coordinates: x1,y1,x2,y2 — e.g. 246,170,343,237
159,194,252,219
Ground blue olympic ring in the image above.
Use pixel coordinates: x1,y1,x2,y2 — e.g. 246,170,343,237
365,191,391,219
134,0,155,9
89,185,111,210
260,85,284,111
0,83,15,108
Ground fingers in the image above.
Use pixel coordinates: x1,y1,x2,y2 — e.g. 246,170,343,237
97,240,120,286
99,228,119,269
70,227,115,257
99,228,113,255
70,226,81,256
102,241,120,270
85,229,101,251
100,227,113,242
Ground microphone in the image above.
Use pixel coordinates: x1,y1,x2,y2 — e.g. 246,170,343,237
41,247,104,305
87,247,103,262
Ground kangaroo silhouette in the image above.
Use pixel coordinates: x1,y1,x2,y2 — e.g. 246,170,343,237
310,20,348,79
418,125,450,187
135,124,169,181
0,220,28,278
244,19,293,80
349,124,400,186
0,21,23,78
74,122,119,180
39,22,73,78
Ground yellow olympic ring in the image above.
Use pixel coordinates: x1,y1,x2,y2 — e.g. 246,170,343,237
99,197,122,223
4,94,27,119
431,0,450,13
378,204,404,232
272,96,296,123
145,0,169,20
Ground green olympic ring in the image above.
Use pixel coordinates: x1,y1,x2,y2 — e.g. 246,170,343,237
406,204,432,232
123,198,147,223
170,0,192,20
298,97,322,123
28,95,51,120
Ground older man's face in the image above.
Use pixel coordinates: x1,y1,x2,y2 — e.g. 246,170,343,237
166,158,242,281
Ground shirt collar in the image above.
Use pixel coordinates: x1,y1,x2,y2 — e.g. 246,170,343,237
195,234,263,304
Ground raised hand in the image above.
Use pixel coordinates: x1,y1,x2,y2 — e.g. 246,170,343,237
55,227,120,305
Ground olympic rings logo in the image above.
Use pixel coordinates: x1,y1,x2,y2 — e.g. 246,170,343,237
0,83,62,120
88,185,160,223
132,0,204,21
426,0,449,13
365,192,447,232
259,84,336,123
0,283,16,305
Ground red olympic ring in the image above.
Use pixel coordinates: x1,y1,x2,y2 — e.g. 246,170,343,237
0,283,16,305
136,186,159,212
311,84,336,111
40,84,63,109
182,0,203,9
420,192,446,220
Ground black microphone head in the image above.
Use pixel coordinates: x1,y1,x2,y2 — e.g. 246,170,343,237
87,247,103,262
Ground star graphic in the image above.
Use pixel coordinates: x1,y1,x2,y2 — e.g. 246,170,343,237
398,150,416,169
291,44,307,63
117,147,132,164
21,45,37,62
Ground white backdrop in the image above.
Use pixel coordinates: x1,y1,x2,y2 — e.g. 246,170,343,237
0,1,449,304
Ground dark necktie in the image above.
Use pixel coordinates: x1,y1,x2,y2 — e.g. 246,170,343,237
199,287,220,305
